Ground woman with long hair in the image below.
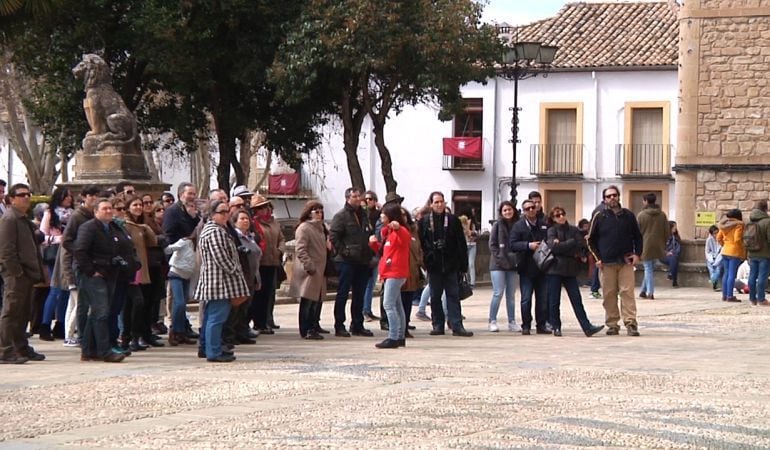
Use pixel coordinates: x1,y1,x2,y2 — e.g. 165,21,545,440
39,187,74,340
123,195,161,350
290,201,328,340
488,201,520,332
717,208,746,302
544,206,604,337
400,208,423,337
231,209,262,343
370,203,412,349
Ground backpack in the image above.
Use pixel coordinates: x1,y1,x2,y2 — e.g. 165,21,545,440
743,221,764,252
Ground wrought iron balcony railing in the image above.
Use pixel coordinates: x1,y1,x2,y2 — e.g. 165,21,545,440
530,144,584,176
615,144,672,177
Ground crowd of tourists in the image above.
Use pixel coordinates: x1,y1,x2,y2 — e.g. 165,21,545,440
0,178,766,364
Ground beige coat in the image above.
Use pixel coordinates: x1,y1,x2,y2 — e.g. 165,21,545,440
124,219,158,285
256,217,285,266
289,221,327,301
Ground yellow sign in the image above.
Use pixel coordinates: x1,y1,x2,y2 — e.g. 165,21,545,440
695,211,717,227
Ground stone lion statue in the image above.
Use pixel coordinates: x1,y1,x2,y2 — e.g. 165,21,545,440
72,54,139,154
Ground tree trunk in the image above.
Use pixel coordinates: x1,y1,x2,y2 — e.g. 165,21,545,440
371,118,397,195
191,131,211,195
340,84,367,190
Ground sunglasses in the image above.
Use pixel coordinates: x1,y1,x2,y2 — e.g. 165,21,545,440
143,201,153,205
125,190,135,195
163,199,174,204
523,206,536,211
13,192,32,198
554,213,565,218
605,193,619,199
365,197,374,201
114,207,126,212
311,208,324,213
155,208,165,212
214,209,229,215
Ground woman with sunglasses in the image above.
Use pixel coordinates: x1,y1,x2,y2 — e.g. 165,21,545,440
290,201,329,340
544,206,604,337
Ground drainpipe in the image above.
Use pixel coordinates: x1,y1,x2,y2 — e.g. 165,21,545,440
491,77,500,222
593,70,600,208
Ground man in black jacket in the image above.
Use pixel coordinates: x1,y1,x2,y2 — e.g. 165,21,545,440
510,199,551,335
74,199,136,362
330,188,375,337
587,185,644,336
418,191,472,337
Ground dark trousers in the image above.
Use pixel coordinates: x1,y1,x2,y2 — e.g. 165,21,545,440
77,274,116,358
401,291,415,327
546,274,591,332
251,265,277,329
659,254,680,283
428,270,463,331
121,285,146,340
225,298,252,343
299,297,322,337
520,272,549,330
334,262,370,331
29,285,48,334
110,280,128,345
591,266,601,291
0,275,34,359
145,266,165,325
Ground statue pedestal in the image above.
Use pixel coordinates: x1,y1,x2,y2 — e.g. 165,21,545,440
74,145,150,181
59,180,171,200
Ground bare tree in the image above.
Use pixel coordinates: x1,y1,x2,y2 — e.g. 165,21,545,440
0,50,60,193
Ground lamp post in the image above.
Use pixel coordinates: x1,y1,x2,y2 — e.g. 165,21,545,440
499,42,558,208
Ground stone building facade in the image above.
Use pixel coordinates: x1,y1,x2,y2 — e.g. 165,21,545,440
676,0,770,238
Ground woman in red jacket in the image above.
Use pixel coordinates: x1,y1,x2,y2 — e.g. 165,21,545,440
369,204,412,349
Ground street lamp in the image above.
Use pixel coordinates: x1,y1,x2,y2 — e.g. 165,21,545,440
499,41,558,208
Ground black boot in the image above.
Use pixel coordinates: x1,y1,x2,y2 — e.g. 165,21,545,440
52,321,65,339
39,324,54,341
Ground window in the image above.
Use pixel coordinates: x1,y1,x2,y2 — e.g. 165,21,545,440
452,191,482,231
619,102,671,176
444,99,484,170
625,185,669,216
534,103,584,176
540,182,583,223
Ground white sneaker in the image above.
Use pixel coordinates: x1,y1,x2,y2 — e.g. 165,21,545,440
508,321,522,332
488,320,499,332
63,339,80,347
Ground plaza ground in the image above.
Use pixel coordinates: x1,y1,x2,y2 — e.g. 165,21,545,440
1,285,769,448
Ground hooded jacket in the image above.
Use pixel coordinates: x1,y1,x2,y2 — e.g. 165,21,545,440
748,209,770,258
716,217,746,259
637,205,670,261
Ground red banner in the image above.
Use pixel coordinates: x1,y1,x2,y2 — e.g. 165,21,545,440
442,137,482,159
268,173,300,195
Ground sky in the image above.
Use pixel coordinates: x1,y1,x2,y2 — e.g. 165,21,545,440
480,0,572,25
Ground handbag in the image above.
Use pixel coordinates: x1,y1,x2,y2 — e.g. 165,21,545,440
42,243,59,266
532,242,555,272
324,250,337,277
458,272,473,301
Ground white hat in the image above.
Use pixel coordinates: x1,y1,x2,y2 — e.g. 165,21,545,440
231,185,253,198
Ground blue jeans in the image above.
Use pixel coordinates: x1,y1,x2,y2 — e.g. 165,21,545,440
489,270,517,323
42,265,69,326
363,264,379,315
640,259,655,295
546,274,591,332
199,299,231,359
169,276,190,333
110,280,128,344
333,262,369,331
660,254,680,283
77,274,115,358
707,260,722,284
383,278,406,340
591,266,601,292
748,257,770,302
519,272,548,330
721,256,742,298
428,270,463,331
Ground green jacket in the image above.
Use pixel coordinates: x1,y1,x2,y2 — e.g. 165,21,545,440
637,205,670,261
748,209,770,258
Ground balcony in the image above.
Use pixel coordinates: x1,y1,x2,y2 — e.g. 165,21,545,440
615,144,672,177
442,137,484,171
253,169,315,199
530,144,584,177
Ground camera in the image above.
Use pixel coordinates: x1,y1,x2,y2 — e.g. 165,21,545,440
237,245,251,254
111,256,129,268
433,239,446,250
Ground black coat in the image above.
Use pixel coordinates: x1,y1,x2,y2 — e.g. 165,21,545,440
509,216,548,277
419,211,468,274
330,203,374,265
545,223,587,277
74,219,138,279
587,207,643,264
162,201,201,245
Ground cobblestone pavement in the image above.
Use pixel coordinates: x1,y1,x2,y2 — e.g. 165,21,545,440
1,286,769,449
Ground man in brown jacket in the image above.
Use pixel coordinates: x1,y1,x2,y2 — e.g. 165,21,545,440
636,193,670,300
0,183,46,364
